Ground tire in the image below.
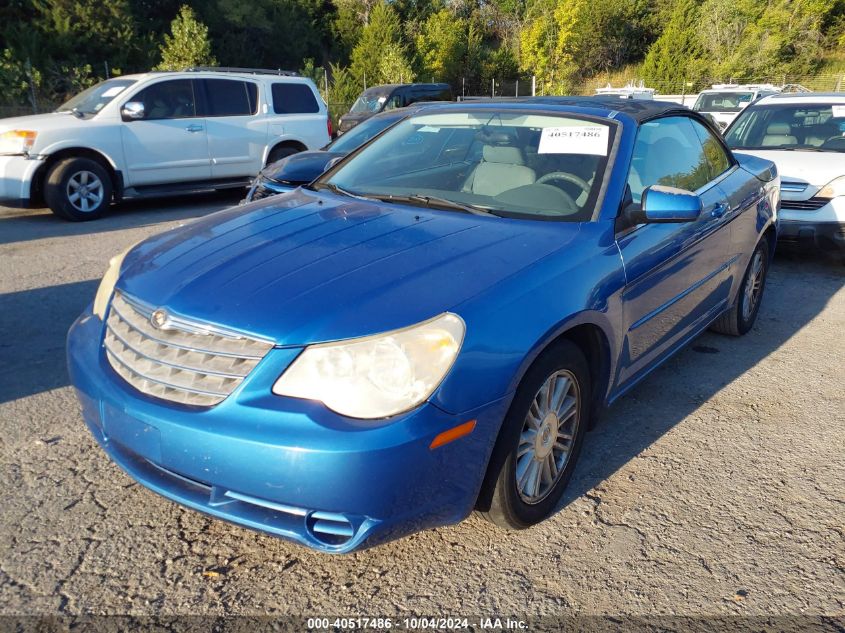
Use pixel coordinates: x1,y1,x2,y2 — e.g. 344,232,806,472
479,339,592,530
44,157,112,221
266,145,299,166
710,237,769,336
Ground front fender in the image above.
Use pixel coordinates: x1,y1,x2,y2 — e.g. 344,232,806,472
430,221,626,416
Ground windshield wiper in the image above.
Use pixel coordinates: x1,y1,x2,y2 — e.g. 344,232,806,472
372,193,498,216
307,181,378,201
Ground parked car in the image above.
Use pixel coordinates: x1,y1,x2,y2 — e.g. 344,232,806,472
0,67,331,221
724,92,845,254
692,84,781,131
338,83,452,133
68,98,778,553
244,103,447,202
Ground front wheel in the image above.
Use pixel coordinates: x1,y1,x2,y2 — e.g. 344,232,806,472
479,340,591,530
44,157,112,221
710,237,769,336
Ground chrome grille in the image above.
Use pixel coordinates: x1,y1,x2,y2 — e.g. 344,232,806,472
104,292,273,407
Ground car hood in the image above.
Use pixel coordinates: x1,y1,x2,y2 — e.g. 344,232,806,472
263,151,343,185
0,111,86,134
118,189,580,345
735,149,844,198
338,112,373,132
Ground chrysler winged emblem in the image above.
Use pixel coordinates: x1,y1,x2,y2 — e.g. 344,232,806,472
150,309,169,329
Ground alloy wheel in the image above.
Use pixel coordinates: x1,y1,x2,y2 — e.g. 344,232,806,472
741,250,764,322
66,170,104,213
515,369,580,504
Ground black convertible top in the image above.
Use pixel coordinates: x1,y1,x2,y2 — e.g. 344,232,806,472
525,96,691,122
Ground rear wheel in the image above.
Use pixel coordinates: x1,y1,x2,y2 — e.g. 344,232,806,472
710,237,769,336
479,340,591,530
266,145,299,166
44,157,112,221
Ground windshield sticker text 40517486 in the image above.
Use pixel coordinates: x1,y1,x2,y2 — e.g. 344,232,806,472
538,125,609,156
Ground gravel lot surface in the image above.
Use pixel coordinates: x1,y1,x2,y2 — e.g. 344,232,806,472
1,198,843,622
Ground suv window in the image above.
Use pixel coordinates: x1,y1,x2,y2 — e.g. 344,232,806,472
201,79,258,116
627,116,714,203
132,79,196,120
690,119,732,180
272,83,320,114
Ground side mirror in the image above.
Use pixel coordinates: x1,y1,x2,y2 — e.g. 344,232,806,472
639,185,702,223
325,156,344,170
121,101,145,121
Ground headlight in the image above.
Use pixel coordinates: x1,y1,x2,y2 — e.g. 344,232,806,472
816,176,845,199
273,313,465,419
0,129,38,155
92,243,137,320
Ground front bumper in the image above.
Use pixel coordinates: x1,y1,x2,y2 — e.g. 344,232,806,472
67,308,506,553
778,220,845,253
779,197,845,253
0,154,44,205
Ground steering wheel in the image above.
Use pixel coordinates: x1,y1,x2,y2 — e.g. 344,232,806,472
535,172,592,198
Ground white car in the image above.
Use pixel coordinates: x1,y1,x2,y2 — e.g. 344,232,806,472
692,84,781,130
0,68,331,220
724,92,845,254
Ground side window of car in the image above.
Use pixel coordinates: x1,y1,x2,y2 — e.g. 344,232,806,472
271,83,320,114
132,79,196,120
627,116,714,204
201,79,258,117
690,119,732,180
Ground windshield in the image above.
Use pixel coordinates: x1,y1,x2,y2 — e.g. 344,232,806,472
319,110,616,221
57,78,137,115
725,103,845,152
693,92,755,113
349,87,392,114
327,113,402,152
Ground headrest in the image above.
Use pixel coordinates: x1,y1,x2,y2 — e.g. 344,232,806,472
766,123,791,135
482,145,524,165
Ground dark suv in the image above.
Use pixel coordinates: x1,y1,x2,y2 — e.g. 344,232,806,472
338,83,452,133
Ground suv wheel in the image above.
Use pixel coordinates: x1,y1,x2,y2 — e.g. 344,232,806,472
44,157,112,221
266,145,299,165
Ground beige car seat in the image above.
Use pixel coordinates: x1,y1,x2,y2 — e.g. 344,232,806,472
463,145,536,197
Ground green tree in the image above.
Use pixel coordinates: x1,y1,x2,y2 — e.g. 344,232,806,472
155,5,217,71
415,9,468,84
350,1,412,85
642,0,706,90
519,0,583,93
206,0,327,72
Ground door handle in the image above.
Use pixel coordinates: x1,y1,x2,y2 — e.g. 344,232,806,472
185,124,203,133
710,202,730,218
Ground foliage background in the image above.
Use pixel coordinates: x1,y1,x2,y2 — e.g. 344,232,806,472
2,0,845,119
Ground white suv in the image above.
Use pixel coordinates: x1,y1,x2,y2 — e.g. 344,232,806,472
0,68,331,220
692,84,782,130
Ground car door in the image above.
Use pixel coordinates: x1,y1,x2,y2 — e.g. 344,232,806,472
693,117,765,288
120,79,211,186
199,78,267,179
615,116,735,389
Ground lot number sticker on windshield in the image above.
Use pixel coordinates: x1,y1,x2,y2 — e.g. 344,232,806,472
538,126,609,155
832,105,845,118
101,86,126,98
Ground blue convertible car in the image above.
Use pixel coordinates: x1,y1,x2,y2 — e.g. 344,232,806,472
68,99,779,552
